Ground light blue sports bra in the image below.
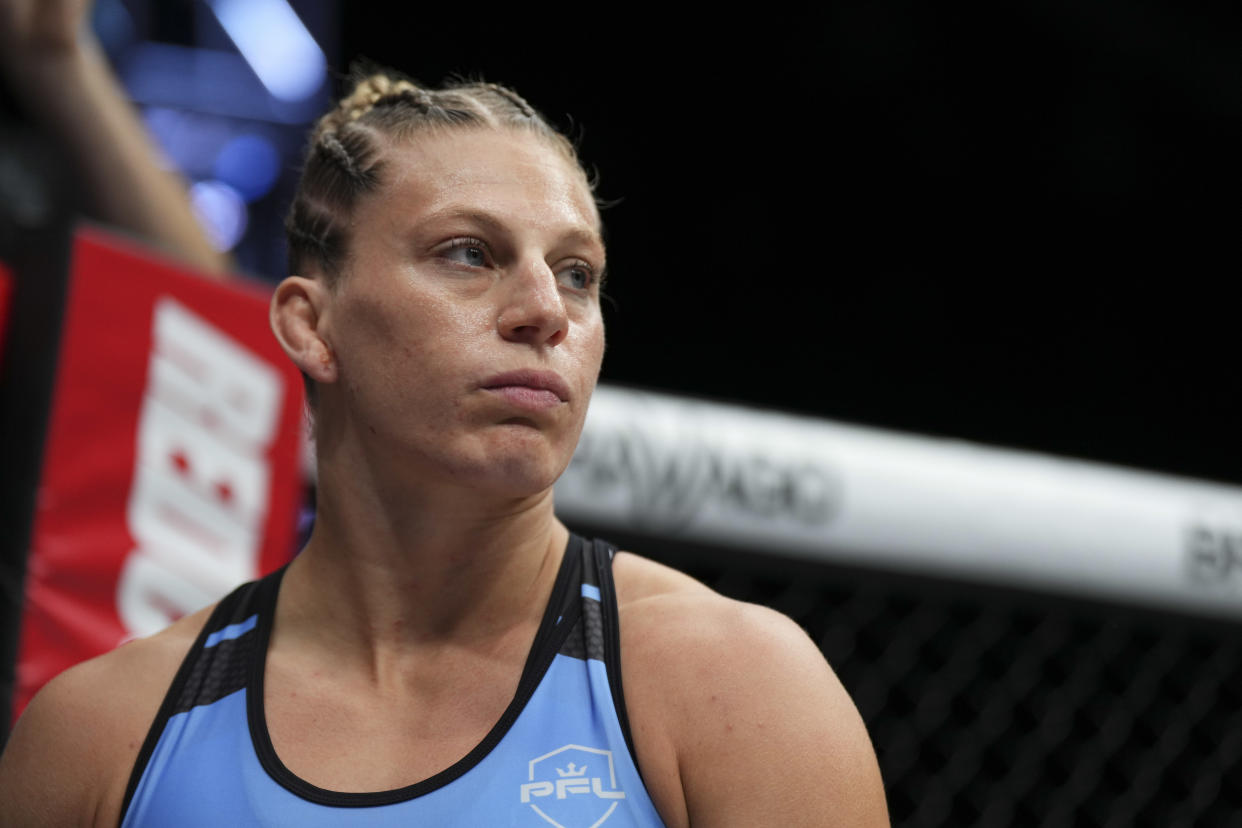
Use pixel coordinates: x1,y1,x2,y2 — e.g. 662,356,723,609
120,534,666,827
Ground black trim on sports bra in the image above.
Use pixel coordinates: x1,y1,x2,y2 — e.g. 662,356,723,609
591,539,644,778
246,535,585,807
119,573,275,822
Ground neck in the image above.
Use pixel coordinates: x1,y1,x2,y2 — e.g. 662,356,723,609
281,449,570,670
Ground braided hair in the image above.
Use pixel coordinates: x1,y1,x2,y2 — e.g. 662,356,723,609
285,68,584,283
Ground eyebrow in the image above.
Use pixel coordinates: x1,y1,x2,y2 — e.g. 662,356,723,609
420,207,607,262
421,207,508,236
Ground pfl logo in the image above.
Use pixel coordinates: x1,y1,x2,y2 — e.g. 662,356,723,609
519,744,626,827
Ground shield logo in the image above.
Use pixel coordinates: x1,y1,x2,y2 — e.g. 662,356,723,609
519,744,627,828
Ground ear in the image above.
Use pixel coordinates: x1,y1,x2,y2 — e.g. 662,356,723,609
271,275,337,384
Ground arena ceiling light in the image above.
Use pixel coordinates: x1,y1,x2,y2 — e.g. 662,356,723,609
206,0,326,103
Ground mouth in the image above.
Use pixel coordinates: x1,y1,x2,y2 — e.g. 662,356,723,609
480,369,571,410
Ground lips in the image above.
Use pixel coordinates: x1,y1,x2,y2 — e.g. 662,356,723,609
480,370,571,410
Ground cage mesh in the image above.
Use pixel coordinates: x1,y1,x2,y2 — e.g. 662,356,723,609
633,540,1242,827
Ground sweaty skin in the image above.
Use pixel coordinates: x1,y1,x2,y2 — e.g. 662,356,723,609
0,129,889,827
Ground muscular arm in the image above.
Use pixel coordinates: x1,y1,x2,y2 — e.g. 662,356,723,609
0,611,203,827
0,0,231,276
680,603,888,826
618,557,890,827
0,659,117,826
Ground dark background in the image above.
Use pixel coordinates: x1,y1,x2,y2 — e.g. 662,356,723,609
5,1,1239,486
342,3,1240,486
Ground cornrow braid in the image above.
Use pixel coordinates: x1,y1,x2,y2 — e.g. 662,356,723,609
286,67,590,284
374,87,435,112
284,201,340,269
313,74,420,137
318,132,373,187
477,82,536,119
369,89,483,130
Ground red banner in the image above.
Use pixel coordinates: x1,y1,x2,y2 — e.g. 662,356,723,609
15,228,305,719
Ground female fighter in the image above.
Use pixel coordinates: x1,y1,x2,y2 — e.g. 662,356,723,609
0,10,889,824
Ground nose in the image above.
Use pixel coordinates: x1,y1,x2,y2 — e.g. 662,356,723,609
497,258,569,347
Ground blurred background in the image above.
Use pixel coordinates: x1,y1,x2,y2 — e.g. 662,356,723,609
2,1,1241,826
13,0,1233,485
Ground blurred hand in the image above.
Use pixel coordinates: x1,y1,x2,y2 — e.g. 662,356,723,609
0,0,93,53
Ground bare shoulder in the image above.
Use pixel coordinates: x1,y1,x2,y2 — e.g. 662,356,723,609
0,606,213,827
613,552,889,828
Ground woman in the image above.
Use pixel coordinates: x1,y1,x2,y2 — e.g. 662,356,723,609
0,36,889,828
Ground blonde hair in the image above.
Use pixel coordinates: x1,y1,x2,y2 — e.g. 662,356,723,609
285,69,586,282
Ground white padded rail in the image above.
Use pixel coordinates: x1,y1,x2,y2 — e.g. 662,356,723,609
556,385,1242,618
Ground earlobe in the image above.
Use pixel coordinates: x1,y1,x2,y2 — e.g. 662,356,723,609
270,276,337,383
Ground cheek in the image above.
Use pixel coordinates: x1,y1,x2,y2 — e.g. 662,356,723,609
583,318,606,378
563,323,606,411
333,298,404,378
335,280,483,364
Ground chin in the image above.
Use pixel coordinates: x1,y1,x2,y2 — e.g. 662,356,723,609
455,429,575,499
488,451,569,498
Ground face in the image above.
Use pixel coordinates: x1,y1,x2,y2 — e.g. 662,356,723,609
313,128,606,499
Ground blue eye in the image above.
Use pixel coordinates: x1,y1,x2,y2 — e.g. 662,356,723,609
443,239,489,267
558,263,594,290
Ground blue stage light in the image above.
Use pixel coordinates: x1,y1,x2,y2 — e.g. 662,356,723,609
207,0,326,103
190,180,249,252
213,134,283,202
